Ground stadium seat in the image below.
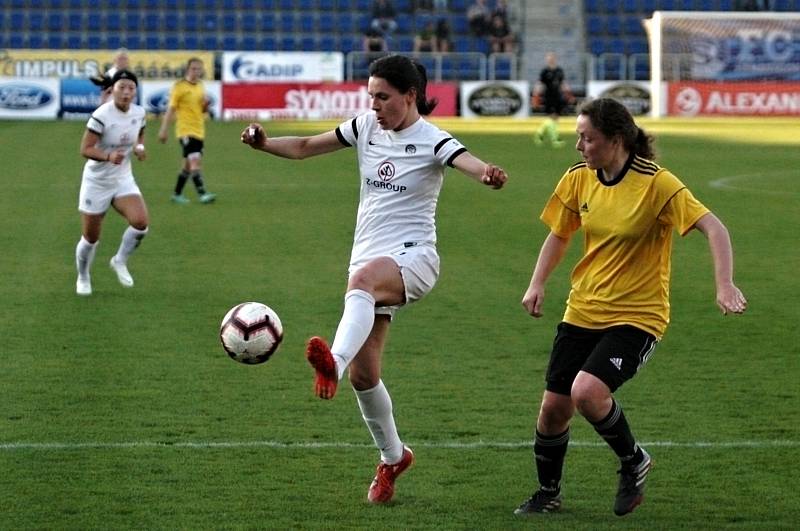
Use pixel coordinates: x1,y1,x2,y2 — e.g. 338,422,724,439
607,37,625,54
87,35,103,49
396,35,413,51
586,16,603,36
184,0,197,9
164,13,179,32
319,0,335,9
279,12,294,32
184,35,199,49
241,35,258,50
125,35,142,49
106,13,121,31
299,13,314,33
242,15,257,33
28,33,44,49
396,13,412,33
128,0,142,8
67,34,82,49
622,0,638,11
299,0,315,9
585,0,600,12
604,0,621,10
28,13,44,31
126,13,141,32
202,35,219,50
260,13,276,32
183,13,198,32
449,0,467,11
165,0,179,8
107,34,122,49
279,0,294,8
202,14,217,31
145,13,160,31
258,0,276,8
337,13,354,33
301,35,315,51
223,13,237,32
146,34,161,49
606,15,622,36
335,0,353,9
623,15,645,36
451,15,468,35
453,36,471,53
356,0,371,10
46,33,64,49
339,34,357,53
627,37,648,54
640,0,656,11
281,35,298,51
261,35,278,50
589,37,605,55
223,34,237,50
164,35,180,49
318,13,335,33
318,34,338,52
46,13,63,32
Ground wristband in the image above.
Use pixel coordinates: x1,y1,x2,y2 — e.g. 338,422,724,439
135,143,145,152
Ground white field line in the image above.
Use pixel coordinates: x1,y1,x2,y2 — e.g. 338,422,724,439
709,171,798,195
1,439,798,451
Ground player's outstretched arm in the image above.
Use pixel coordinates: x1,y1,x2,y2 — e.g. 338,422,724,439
451,151,507,189
694,213,747,315
241,123,344,160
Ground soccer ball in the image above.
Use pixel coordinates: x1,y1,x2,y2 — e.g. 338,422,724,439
219,302,284,364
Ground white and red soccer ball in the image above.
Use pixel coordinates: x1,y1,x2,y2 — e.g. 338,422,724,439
220,302,283,364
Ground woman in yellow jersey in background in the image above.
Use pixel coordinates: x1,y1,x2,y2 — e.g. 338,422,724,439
158,57,216,204
515,98,747,518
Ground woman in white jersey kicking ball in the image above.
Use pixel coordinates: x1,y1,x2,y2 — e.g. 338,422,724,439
241,54,508,504
75,69,149,296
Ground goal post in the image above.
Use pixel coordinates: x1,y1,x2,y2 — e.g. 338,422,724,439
645,11,800,117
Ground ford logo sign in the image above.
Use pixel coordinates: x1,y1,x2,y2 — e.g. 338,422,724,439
0,83,53,109
467,84,522,116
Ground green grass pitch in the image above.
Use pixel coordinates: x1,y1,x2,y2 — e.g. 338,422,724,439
0,116,798,529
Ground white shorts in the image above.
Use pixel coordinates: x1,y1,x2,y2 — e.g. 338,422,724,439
78,174,141,215
349,243,440,318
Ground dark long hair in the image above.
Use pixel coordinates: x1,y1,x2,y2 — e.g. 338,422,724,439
368,54,438,115
579,98,655,160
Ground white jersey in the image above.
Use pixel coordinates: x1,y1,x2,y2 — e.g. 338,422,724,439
336,113,467,265
82,100,146,184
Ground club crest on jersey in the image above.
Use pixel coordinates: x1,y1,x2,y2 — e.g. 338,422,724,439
405,144,416,154
377,161,395,182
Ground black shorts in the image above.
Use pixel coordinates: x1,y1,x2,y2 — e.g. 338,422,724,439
180,136,204,158
545,322,658,395
543,95,564,115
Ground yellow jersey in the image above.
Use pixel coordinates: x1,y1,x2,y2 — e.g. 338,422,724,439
168,79,206,140
540,154,710,339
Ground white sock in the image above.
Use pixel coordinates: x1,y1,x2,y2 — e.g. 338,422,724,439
76,237,97,279
114,226,148,263
330,289,375,380
355,380,403,464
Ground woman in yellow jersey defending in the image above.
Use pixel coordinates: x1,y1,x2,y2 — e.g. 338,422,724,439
158,57,216,204
515,98,747,517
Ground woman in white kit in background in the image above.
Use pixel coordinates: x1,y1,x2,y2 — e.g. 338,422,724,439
241,54,508,505
75,69,149,296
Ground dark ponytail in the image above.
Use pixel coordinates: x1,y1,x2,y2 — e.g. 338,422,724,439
368,54,438,115
579,98,655,160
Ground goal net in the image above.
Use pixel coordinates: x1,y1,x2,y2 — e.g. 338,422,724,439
646,11,800,117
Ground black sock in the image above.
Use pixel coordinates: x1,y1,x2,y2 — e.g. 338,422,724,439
591,399,642,465
174,170,190,195
534,429,569,494
190,171,206,195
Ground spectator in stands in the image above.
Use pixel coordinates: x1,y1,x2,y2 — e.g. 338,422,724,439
467,0,491,36
414,20,438,53
487,13,515,53
435,17,452,53
533,52,572,148
492,0,510,24
364,27,389,54
90,48,131,104
371,0,398,38
158,57,216,205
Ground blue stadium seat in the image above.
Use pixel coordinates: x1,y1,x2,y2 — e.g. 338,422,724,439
337,12,354,33
339,34,357,53
164,13,179,31
299,13,314,33
128,0,142,8
86,13,101,31
318,34,337,51
241,36,258,50
279,12,294,32
451,14,468,35
145,33,161,49
281,35,298,51
28,33,44,49
627,37,648,54
106,34,122,49
184,35,199,49
658,0,675,9
223,34,238,50
8,32,23,48
164,35,181,49
261,35,278,50
87,34,103,49
357,13,370,32
492,57,512,80
589,37,605,55
46,12,63,31
29,13,44,31
165,0,179,8
623,15,644,36
183,13,198,32
396,13,412,33
586,16,603,36
106,13,121,31
298,0,315,9
319,0,335,9
126,13,141,32
640,0,656,11
301,35,316,51
606,15,621,36
258,0,276,8
607,37,625,54
449,0,467,11
65,34,82,49
145,13,160,31
453,35,471,53
604,0,621,10
279,0,294,8
223,13,237,32
202,34,219,50
622,0,638,11
125,35,142,49
242,15,257,32
260,13,276,32
335,0,352,9
184,0,197,9
241,0,255,8
396,35,413,51
47,33,64,48
318,13,335,33
202,14,217,31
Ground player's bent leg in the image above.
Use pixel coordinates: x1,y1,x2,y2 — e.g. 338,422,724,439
306,336,338,399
